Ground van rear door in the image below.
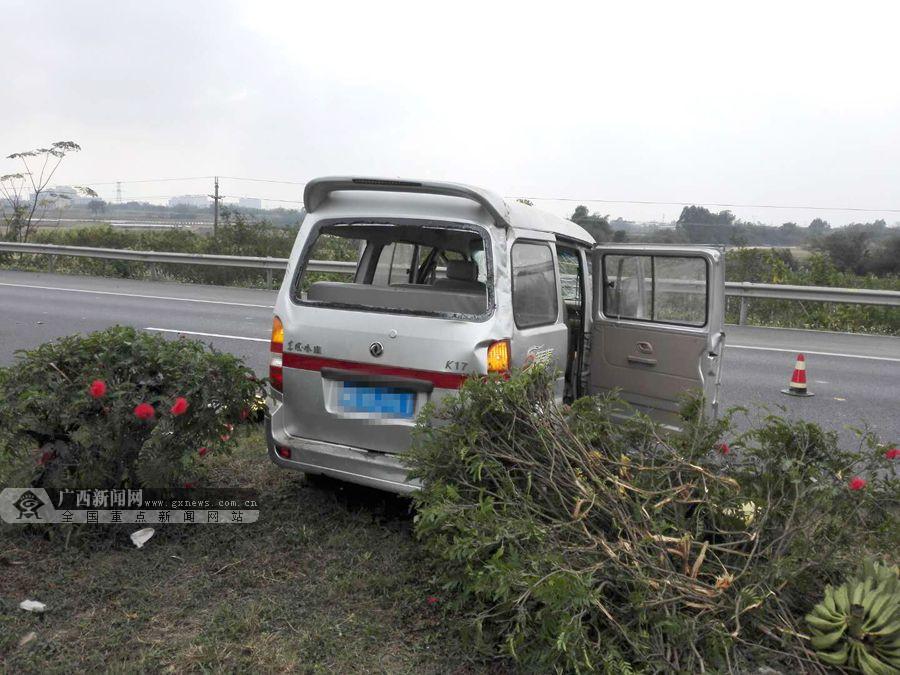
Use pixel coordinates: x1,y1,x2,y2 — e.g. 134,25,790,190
279,220,499,454
589,245,725,425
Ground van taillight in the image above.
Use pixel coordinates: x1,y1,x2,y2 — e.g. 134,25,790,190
487,339,510,374
270,316,284,392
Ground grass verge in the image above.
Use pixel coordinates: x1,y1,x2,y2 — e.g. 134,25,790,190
0,426,481,673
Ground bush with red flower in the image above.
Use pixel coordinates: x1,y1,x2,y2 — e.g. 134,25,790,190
0,326,264,489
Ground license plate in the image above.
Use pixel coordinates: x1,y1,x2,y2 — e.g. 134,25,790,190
337,383,416,418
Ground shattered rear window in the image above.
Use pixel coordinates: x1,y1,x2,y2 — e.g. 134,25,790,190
293,223,492,319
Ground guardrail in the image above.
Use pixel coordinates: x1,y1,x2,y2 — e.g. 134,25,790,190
0,242,350,287
724,282,900,324
1,242,899,323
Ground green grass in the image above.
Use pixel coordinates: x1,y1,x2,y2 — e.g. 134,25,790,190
0,427,486,673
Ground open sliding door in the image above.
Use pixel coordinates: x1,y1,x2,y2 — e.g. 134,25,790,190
589,245,725,427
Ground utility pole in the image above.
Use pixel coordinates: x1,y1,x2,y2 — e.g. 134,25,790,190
209,176,222,237
116,181,122,204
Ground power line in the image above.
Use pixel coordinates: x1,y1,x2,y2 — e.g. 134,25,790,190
220,194,303,204
77,191,303,204
84,192,304,205
82,176,215,186
66,174,900,214
82,175,304,186
218,176,306,186
524,196,900,214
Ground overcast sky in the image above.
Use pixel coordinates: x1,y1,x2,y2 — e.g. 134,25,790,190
2,0,898,226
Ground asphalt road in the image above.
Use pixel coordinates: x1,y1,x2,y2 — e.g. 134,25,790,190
1,270,898,447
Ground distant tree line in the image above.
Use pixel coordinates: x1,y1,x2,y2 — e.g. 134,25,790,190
57,199,304,229
568,204,899,277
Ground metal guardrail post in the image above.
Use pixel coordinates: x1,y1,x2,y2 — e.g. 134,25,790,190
266,269,273,289
739,297,748,325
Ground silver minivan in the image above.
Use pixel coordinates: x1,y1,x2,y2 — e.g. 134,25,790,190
266,177,725,493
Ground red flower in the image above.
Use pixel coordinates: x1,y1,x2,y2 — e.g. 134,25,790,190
89,379,107,399
849,476,867,491
170,397,189,416
239,407,250,421
198,446,209,457
220,423,234,442
133,402,155,421
37,450,55,466
885,448,900,460
184,482,195,489
716,442,730,455
426,596,439,606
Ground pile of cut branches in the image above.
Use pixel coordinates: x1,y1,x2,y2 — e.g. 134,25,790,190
407,366,898,673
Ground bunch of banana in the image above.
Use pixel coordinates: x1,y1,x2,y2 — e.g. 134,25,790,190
806,561,900,674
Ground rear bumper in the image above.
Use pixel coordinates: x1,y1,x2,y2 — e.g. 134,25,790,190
265,415,420,494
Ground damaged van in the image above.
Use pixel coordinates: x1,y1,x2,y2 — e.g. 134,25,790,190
266,177,725,492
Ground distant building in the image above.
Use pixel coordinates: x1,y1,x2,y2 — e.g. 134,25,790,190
238,197,262,209
168,195,210,208
38,186,94,207
49,185,78,200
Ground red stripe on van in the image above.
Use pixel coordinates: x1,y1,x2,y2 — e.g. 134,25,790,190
282,353,467,389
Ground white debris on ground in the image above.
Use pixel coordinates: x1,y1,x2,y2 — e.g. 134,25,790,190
18,599,46,612
19,631,37,647
130,527,155,548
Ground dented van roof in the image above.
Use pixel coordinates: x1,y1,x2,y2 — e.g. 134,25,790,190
303,176,595,246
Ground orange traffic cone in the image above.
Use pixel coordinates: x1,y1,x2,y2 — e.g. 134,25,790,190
781,353,815,397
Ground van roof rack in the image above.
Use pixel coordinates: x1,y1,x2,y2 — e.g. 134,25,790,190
303,176,511,228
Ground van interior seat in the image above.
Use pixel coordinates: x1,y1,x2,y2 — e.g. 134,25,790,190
307,281,486,315
432,260,485,292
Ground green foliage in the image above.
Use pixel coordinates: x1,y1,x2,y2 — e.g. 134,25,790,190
725,248,900,334
806,561,900,673
818,225,877,275
407,366,898,673
0,209,298,287
1,141,93,242
0,326,264,489
662,206,899,265
814,220,899,277
569,205,612,242
677,206,738,245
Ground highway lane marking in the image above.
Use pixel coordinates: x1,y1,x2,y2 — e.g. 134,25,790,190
145,327,269,342
0,282,273,309
730,344,900,363
3,282,897,362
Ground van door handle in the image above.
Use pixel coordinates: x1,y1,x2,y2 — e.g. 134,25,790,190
627,356,657,366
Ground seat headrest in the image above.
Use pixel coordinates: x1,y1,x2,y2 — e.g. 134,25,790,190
446,260,478,282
